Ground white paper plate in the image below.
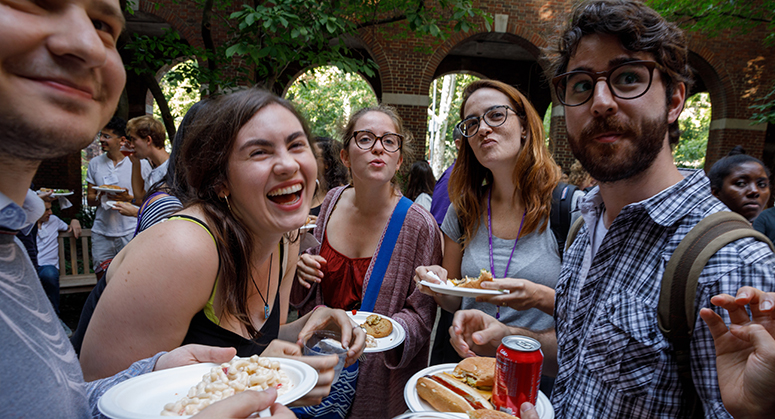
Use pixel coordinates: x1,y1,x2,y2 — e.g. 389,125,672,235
98,357,317,419
53,192,74,196
404,363,554,419
348,310,405,353
419,281,507,298
94,186,127,193
300,223,316,231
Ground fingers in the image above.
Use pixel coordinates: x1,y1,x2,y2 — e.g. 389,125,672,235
193,387,278,418
297,254,325,282
728,323,775,350
710,294,752,325
700,307,729,342
414,265,447,284
262,340,302,358
520,402,540,419
448,324,475,358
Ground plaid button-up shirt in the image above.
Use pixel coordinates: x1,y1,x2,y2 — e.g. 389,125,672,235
551,169,775,418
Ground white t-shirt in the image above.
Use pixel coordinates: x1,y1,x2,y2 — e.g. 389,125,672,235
144,159,169,192
37,215,68,268
86,154,151,237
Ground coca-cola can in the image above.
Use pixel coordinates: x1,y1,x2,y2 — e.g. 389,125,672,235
492,335,543,416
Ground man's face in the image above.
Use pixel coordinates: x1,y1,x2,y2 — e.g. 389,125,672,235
563,34,685,183
127,131,150,159
0,0,126,161
99,128,122,154
39,201,52,223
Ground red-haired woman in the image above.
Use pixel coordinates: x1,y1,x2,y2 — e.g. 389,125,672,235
415,80,562,380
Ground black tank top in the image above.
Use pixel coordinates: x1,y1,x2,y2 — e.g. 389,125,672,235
180,216,284,356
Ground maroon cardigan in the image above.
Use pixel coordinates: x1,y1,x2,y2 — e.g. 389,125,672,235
291,186,442,418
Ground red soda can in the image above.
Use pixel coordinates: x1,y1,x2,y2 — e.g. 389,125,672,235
492,335,543,416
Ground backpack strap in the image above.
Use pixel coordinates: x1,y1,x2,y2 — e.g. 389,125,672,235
658,211,775,418
551,182,578,257
565,216,585,252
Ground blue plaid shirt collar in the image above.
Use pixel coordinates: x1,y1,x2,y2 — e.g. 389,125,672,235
577,169,711,228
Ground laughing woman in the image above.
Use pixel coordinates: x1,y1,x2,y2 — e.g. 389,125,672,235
80,89,365,404
294,105,443,418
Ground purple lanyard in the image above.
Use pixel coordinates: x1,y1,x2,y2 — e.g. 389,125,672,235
487,188,526,278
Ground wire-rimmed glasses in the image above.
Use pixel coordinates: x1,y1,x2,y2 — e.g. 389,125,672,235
552,60,658,107
351,130,403,153
456,105,519,138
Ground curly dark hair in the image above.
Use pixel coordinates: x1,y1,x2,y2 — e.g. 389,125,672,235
314,137,348,190
543,0,693,146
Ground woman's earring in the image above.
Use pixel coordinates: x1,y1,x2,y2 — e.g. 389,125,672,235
224,194,232,212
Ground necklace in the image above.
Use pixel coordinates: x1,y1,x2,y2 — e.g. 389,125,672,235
487,189,526,319
251,254,272,320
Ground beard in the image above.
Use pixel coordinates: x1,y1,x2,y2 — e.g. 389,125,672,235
568,111,668,183
0,111,96,161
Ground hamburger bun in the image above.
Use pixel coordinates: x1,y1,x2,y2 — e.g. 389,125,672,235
454,269,494,289
416,372,493,413
467,410,519,419
453,357,496,389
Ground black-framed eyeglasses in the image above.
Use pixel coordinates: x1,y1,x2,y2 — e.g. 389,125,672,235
351,130,403,153
552,60,658,107
456,105,520,138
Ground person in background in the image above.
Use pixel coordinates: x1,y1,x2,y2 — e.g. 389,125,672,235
405,160,436,211
310,136,348,218
449,1,775,417
568,159,596,191
0,0,295,417
429,127,462,226
701,286,775,419
294,105,442,418
415,80,562,395
121,115,170,212
709,145,770,223
86,116,151,274
36,199,81,336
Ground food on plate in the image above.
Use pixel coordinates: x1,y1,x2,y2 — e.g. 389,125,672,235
360,314,393,338
416,372,493,412
467,409,519,419
160,355,291,416
453,357,496,391
53,189,70,194
38,188,53,194
448,269,494,289
365,334,377,348
97,184,125,191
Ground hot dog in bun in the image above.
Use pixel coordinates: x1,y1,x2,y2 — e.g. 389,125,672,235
416,372,493,413
467,409,519,419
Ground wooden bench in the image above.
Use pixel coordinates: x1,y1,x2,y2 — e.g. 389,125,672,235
58,229,98,294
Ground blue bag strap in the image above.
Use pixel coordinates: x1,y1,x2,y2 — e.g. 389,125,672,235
360,196,412,312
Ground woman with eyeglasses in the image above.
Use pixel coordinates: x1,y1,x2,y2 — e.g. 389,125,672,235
293,105,442,418
414,80,562,380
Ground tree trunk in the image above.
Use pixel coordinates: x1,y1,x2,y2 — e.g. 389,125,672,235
201,0,218,94
429,74,455,177
141,72,176,142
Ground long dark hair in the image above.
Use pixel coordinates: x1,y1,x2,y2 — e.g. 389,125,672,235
178,88,314,337
405,160,436,201
315,136,349,190
145,99,210,201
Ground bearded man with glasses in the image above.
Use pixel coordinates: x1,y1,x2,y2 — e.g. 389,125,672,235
446,1,775,418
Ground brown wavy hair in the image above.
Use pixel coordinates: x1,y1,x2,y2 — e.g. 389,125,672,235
449,79,560,247
178,88,315,338
542,0,692,146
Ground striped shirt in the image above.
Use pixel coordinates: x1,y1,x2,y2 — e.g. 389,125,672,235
552,169,775,418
